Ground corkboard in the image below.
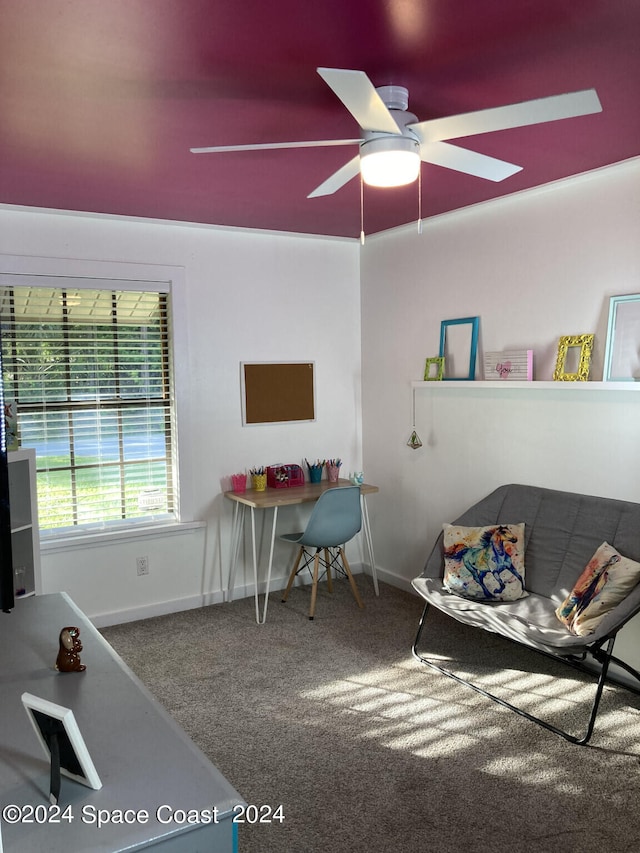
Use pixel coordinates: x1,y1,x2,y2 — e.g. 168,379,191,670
241,362,315,425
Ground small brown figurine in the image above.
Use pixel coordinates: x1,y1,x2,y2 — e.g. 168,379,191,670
56,626,86,673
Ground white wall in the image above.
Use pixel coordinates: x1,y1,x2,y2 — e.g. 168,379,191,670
0,211,361,625
360,157,640,666
2,156,638,651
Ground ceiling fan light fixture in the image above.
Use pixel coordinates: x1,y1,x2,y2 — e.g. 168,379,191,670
360,136,420,188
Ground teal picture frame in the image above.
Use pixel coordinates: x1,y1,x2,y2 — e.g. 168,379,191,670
439,317,479,380
603,294,640,381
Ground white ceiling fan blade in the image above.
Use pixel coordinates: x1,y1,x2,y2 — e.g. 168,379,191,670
317,68,402,135
420,141,522,182
307,155,361,198
190,138,360,154
410,89,602,143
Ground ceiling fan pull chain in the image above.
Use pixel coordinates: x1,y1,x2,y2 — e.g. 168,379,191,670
417,168,423,235
360,173,366,245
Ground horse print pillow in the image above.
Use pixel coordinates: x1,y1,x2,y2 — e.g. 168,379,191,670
555,541,640,636
443,523,527,602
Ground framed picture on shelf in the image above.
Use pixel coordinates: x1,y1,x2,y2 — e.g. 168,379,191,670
603,294,640,381
438,317,479,380
423,356,445,381
483,350,533,381
553,333,594,381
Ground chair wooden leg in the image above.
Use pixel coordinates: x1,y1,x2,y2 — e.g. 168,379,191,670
324,548,333,593
339,548,364,609
282,547,304,602
309,553,321,620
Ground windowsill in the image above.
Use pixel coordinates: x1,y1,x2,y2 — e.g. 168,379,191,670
40,520,206,553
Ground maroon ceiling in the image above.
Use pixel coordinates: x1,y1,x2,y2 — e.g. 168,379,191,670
1,0,638,238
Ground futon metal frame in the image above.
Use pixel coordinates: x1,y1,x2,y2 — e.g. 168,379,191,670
412,601,640,745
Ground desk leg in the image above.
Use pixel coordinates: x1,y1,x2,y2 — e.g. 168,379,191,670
250,507,260,623
237,505,279,625
260,506,278,624
227,502,246,603
361,495,379,596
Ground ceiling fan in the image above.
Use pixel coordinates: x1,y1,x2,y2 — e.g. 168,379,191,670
190,68,602,198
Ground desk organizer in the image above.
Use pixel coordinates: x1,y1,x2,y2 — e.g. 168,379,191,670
266,464,305,489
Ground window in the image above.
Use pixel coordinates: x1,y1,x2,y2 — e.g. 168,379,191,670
0,281,175,535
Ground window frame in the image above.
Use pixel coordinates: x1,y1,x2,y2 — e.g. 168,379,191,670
0,255,194,541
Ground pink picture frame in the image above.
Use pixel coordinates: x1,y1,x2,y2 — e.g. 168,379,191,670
483,350,533,381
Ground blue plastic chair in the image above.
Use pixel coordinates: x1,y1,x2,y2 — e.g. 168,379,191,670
280,485,364,619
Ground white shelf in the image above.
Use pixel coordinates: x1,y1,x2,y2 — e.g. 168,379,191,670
412,380,640,391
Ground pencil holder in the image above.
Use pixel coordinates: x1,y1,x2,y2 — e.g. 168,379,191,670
231,473,247,493
326,462,341,482
251,473,267,491
307,463,323,483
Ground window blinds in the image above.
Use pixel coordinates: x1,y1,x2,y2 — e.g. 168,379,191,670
0,284,174,534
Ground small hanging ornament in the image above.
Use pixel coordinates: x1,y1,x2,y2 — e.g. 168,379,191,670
407,429,423,449
406,387,423,449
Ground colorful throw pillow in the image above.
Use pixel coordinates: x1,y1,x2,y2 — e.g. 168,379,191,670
443,523,527,602
555,541,640,636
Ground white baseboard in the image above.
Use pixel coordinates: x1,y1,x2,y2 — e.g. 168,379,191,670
223,567,327,602
90,592,223,628
213,562,419,608
372,565,418,595
90,563,419,628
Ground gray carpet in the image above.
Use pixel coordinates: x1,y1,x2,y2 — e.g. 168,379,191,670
102,580,640,853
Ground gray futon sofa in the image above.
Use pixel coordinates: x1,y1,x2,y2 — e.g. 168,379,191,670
412,483,640,744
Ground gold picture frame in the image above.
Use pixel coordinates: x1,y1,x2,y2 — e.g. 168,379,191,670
553,334,594,381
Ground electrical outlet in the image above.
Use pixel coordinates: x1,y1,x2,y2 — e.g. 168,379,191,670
136,556,149,576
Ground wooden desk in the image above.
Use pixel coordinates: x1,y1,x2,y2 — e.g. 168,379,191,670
0,593,244,852
224,479,379,623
